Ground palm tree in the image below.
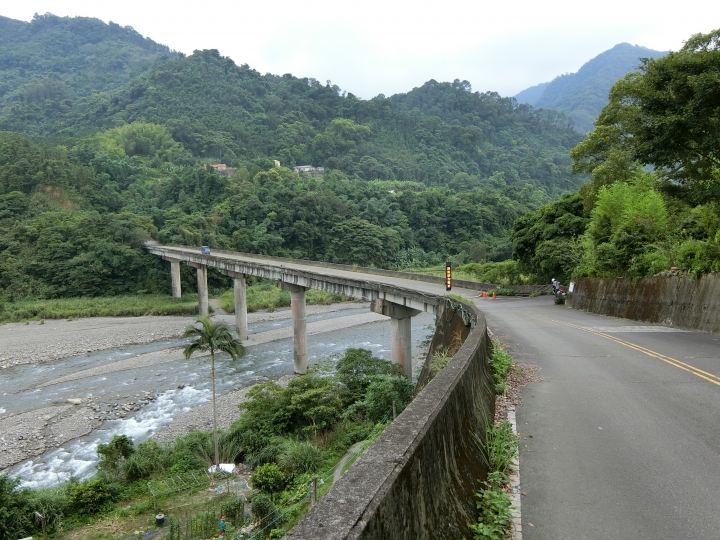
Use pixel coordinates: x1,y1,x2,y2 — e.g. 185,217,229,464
183,316,245,467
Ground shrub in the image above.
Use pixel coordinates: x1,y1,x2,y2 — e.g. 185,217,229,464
97,434,135,476
69,478,121,515
328,422,374,452
251,493,276,524
277,440,324,475
251,463,287,493
221,496,245,525
494,288,515,296
344,375,414,423
0,475,32,540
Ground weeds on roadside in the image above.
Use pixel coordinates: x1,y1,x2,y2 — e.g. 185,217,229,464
488,341,514,394
470,342,518,540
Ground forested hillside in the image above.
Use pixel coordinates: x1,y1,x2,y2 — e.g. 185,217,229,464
0,13,177,136
515,43,666,132
1,44,585,197
0,14,590,302
0,125,550,301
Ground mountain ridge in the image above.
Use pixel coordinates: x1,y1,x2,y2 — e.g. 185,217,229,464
515,43,667,132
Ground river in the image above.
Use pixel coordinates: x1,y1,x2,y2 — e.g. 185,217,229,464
2,306,434,488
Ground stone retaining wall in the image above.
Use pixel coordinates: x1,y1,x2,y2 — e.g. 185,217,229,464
286,301,495,540
568,273,720,333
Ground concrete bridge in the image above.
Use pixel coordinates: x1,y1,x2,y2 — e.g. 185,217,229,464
145,243,460,378
146,243,495,539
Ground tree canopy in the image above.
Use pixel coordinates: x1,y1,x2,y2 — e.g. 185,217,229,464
571,29,720,202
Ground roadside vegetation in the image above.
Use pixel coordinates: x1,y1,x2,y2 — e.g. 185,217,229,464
0,348,413,539
470,340,518,539
405,260,530,287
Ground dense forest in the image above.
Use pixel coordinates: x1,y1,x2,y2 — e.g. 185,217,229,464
515,43,666,133
0,14,589,302
0,13,177,130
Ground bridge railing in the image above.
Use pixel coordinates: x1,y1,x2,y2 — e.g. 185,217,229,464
156,243,549,295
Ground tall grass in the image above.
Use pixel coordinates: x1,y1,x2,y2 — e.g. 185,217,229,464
219,281,358,313
0,294,200,323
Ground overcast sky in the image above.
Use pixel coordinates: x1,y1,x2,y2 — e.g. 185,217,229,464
3,1,719,99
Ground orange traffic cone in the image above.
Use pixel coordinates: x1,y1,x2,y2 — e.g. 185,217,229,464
492,292,496,300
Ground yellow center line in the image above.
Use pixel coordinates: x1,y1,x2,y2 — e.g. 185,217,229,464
552,319,720,387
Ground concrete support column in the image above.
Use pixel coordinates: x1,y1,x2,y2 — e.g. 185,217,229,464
219,270,249,340
170,261,182,298
390,316,413,378
371,299,421,378
163,257,183,298
234,275,248,340
189,263,209,317
281,282,308,375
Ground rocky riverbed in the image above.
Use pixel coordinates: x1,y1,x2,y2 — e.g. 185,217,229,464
1,303,422,474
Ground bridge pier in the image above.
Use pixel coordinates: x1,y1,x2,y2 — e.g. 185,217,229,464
371,299,421,378
188,262,209,317
219,270,248,340
163,258,183,298
281,282,308,374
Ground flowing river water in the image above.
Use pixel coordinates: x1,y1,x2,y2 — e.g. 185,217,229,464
1,306,434,488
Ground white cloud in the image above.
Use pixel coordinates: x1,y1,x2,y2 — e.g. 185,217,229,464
3,0,719,98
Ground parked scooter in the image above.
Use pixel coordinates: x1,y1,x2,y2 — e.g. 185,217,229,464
551,278,566,305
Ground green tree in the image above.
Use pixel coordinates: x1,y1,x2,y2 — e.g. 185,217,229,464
571,29,720,202
97,434,135,477
511,193,589,282
577,172,669,277
183,316,245,466
0,475,32,540
250,462,287,493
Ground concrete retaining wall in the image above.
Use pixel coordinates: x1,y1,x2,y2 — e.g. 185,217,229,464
286,302,495,540
568,273,720,333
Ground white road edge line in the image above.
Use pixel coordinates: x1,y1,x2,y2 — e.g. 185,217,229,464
507,407,522,540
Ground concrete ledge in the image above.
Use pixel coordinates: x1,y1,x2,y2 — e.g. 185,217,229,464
568,273,720,333
286,302,495,540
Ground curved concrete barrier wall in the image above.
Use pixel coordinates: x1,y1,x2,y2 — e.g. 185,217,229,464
568,274,720,333
286,302,495,540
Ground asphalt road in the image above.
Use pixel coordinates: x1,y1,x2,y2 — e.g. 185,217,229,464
476,295,720,540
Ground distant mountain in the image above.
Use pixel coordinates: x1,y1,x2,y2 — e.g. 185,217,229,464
515,43,667,132
514,82,549,107
0,13,177,132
